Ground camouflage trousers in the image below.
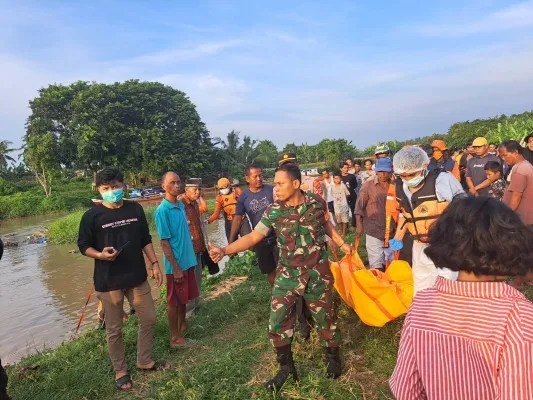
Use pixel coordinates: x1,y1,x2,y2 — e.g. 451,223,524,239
269,262,340,348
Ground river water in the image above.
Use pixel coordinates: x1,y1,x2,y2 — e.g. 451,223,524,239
0,211,228,365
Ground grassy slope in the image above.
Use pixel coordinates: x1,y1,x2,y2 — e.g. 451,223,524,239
7,235,401,400
8,233,533,399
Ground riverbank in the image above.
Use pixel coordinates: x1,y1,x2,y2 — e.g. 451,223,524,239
6,237,402,399
0,178,94,219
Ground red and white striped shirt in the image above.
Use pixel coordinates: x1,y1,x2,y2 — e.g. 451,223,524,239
389,277,533,400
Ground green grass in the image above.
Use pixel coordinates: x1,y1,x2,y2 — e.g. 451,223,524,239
10,229,532,399
0,178,95,219
6,238,399,400
47,210,86,244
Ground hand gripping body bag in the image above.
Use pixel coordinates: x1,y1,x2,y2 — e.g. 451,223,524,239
330,240,414,327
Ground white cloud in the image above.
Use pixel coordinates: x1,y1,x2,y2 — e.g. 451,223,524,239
155,73,251,121
416,1,533,37
129,39,249,65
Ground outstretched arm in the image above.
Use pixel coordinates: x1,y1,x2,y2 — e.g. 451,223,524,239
209,230,265,262
208,201,222,224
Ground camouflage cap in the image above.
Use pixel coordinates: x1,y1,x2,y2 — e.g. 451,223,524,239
278,152,298,166
374,143,390,155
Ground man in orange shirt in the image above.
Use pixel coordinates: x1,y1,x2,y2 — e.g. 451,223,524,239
208,177,251,243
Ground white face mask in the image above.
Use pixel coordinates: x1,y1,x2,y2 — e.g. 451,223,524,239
220,188,231,195
402,171,426,188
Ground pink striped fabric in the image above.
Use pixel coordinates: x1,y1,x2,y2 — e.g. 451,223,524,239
389,277,533,400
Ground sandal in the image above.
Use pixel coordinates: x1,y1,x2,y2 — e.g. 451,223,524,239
115,374,132,391
138,360,170,372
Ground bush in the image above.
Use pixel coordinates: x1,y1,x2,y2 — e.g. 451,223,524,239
0,178,16,196
0,179,95,219
48,210,85,244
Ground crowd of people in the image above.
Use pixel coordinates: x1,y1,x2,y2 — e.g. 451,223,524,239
3,133,532,399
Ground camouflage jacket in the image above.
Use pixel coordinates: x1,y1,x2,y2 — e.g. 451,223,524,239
255,192,329,270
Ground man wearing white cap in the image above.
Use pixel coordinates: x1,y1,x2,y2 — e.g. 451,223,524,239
392,147,465,294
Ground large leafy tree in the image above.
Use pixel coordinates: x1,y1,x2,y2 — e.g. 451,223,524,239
71,80,212,184
24,80,212,193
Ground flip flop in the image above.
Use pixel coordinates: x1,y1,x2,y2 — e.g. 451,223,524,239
115,374,132,391
137,360,170,372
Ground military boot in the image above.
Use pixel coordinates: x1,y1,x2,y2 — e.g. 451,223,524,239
323,347,341,379
265,345,299,393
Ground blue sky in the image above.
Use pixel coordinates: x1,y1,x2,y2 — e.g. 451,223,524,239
1,0,533,151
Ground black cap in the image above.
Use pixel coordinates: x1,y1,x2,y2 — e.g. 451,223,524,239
185,178,202,187
278,152,298,166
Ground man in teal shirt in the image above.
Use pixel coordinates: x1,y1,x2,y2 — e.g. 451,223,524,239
155,171,197,348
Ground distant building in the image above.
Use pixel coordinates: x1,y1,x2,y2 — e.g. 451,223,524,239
301,167,319,176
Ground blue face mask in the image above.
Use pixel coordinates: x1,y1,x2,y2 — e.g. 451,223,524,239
101,188,124,203
403,172,426,188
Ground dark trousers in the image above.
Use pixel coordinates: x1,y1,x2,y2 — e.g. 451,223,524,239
399,233,414,266
347,196,357,227
224,218,251,243
0,359,9,400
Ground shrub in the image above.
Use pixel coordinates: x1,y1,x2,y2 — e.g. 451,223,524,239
48,210,85,244
0,179,95,219
0,178,16,196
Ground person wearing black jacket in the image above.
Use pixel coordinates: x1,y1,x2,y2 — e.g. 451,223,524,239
340,161,358,227
77,168,167,391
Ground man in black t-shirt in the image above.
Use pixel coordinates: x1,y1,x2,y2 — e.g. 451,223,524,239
78,168,167,391
340,161,358,227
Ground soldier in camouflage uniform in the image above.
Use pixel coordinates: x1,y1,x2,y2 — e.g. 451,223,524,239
209,163,352,393
277,152,314,341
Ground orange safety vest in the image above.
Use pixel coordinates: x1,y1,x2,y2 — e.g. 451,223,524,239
219,189,240,221
384,179,400,248
395,171,450,242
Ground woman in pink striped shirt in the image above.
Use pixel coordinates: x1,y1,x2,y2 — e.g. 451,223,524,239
390,196,533,399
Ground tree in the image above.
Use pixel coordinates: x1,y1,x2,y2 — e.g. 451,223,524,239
24,80,212,190
283,143,298,154
26,81,89,170
213,130,261,178
0,140,16,172
316,139,357,166
255,140,278,167
23,132,60,196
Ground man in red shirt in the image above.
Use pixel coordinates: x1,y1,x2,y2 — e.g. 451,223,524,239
390,196,533,399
